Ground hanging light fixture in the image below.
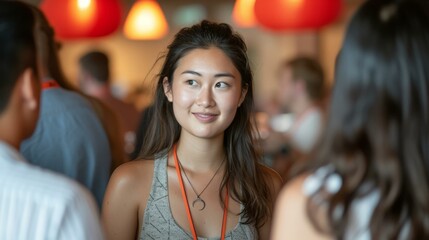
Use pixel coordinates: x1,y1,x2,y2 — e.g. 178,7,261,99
40,0,122,39
232,0,256,28
123,0,169,40
254,0,342,31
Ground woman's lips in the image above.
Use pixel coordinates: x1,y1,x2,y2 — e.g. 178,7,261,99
193,113,218,123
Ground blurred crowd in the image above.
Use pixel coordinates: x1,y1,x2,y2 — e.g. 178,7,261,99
1,0,429,239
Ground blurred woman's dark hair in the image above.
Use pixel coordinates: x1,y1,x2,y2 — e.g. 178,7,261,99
293,0,429,238
31,7,74,91
30,6,124,172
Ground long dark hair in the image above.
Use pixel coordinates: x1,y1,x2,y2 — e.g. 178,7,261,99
140,20,272,227
31,6,124,171
31,6,75,91
299,0,429,238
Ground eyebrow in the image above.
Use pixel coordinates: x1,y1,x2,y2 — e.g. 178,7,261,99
181,70,235,79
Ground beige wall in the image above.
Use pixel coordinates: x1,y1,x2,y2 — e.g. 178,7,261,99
26,0,362,110
57,32,172,109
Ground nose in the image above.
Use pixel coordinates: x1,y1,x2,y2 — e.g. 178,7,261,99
196,86,215,108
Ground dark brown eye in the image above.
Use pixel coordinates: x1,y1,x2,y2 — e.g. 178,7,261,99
186,80,197,86
215,82,229,88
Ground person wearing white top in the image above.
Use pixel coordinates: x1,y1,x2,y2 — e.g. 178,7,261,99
0,142,104,240
272,0,429,239
276,56,325,154
288,107,323,153
262,57,325,176
0,2,104,240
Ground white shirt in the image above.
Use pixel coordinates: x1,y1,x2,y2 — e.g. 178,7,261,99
0,141,104,240
289,107,323,153
303,166,378,240
303,166,409,240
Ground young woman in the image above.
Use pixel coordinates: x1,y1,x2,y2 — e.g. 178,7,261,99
272,0,429,239
102,20,282,240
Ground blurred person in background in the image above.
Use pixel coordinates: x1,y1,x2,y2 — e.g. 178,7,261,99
272,0,429,239
20,5,114,208
0,2,103,239
79,50,141,159
262,56,326,178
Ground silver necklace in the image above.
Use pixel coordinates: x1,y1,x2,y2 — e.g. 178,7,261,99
178,157,225,211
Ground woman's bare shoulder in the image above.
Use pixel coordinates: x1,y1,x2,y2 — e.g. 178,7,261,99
102,159,157,240
108,160,155,193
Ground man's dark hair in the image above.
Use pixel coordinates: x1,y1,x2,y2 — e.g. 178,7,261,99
284,56,325,101
79,51,110,84
0,1,37,113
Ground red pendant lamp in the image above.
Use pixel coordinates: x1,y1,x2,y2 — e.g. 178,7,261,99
40,0,122,39
254,0,342,31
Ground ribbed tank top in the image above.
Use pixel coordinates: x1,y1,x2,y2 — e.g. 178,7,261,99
139,155,257,240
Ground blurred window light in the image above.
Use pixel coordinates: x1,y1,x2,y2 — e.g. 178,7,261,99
172,4,207,27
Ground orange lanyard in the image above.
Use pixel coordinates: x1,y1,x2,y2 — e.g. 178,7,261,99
173,144,229,240
41,80,60,90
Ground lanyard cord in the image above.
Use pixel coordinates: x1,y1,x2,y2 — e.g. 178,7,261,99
41,79,60,90
173,144,229,240
221,188,228,239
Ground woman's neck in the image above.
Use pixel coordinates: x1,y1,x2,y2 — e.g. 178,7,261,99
176,131,225,172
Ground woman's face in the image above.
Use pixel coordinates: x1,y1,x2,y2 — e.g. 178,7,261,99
164,47,247,140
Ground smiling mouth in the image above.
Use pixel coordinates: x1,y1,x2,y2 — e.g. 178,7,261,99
193,113,218,123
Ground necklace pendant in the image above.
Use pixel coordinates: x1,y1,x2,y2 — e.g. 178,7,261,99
192,197,206,211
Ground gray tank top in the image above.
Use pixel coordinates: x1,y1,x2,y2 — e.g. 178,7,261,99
139,155,257,240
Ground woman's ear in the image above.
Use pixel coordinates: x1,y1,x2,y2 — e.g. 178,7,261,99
163,77,173,102
238,84,248,107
